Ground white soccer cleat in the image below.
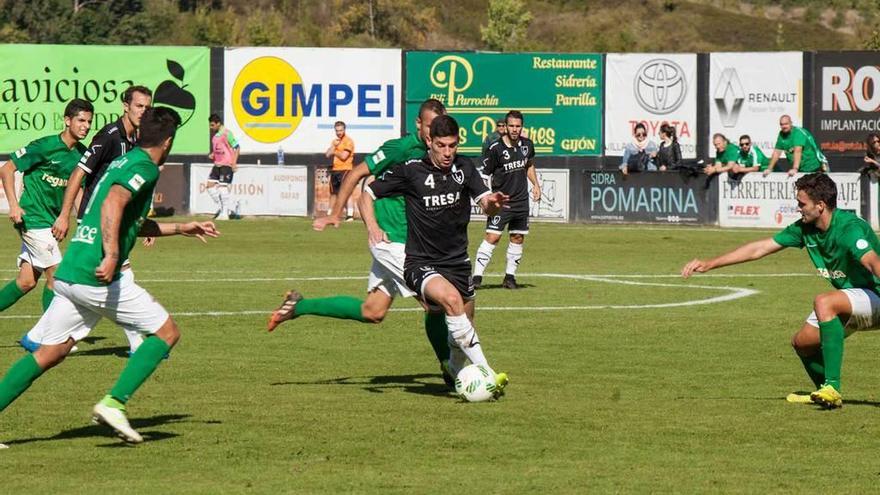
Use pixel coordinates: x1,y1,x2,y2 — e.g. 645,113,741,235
0,442,7,449
216,212,230,221
92,401,143,444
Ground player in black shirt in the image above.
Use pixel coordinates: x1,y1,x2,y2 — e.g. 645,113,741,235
473,110,541,290
360,115,510,395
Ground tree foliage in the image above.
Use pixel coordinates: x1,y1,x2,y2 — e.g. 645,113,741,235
332,0,437,47
480,0,533,51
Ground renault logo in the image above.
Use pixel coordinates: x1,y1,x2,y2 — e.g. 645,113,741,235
634,59,687,115
714,68,745,127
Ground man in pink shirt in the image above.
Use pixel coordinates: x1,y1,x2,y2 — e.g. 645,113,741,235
208,113,240,220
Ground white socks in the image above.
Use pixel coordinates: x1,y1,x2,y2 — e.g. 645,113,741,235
208,186,221,206
473,240,496,277
446,314,487,366
218,186,231,214
506,242,523,276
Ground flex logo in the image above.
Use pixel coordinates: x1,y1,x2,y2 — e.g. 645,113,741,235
430,55,474,106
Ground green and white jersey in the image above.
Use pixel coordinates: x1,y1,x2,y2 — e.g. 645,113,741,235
363,133,428,244
774,127,826,173
714,143,739,165
10,134,86,230
773,209,880,292
737,146,770,171
55,148,159,287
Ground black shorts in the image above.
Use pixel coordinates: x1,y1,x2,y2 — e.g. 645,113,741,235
209,165,234,185
404,260,475,303
486,206,529,235
330,171,348,194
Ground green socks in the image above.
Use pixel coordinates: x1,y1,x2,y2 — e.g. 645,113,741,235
0,354,44,411
41,286,54,312
797,352,825,389
109,336,171,404
0,280,25,311
424,312,450,363
819,318,845,390
295,296,369,322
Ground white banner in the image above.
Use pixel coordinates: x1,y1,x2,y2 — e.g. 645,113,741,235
709,52,802,157
718,172,861,228
470,168,570,222
605,53,698,158
189,164,308,216
224,47,402,154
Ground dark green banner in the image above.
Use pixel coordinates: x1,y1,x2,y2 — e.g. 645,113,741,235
0,44,210,154
405,52,603,156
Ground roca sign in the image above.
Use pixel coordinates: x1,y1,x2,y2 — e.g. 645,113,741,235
814,52,880,155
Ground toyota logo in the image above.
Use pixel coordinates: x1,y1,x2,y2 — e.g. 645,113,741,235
634,59,687,115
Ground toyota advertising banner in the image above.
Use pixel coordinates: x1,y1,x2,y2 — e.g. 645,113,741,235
605,54,698,158
718,172,862,227
224,47,402,154
0,44,210,153
709,52,803,156
406,52,603,156
815,52,880,155
189,164,308,216
584,171,717,224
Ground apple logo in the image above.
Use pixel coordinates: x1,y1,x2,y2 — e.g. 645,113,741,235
153,60,196,127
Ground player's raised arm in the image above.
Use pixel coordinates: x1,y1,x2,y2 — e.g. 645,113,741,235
681,238,784,278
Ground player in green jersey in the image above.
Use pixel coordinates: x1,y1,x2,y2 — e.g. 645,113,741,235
0,108,220,446
270,100,456,385
702,133,739,177
0,99,93,316
763,115,828,177
682,173,880,409
730,134,770,175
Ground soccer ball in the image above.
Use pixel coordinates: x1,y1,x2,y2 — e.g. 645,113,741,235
454,364,498,402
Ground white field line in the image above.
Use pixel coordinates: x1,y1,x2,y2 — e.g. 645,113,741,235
0,273,760,320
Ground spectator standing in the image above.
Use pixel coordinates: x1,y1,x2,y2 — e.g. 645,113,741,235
325,121,355,220
620,123,658,175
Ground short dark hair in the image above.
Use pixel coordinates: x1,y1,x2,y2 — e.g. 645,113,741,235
505,110,524,124
660,123,677,141
64,98,94,118
209,113,222,124
334,121,346,129
419,99,446,119
866,132,880,158
122,85,152,104
429,115,459,139
796,173,837,209
139,107,181,148
739,134,751,143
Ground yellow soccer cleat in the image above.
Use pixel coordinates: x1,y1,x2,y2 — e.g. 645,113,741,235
810,384,843,409
493,372,509,399
785,392,813,404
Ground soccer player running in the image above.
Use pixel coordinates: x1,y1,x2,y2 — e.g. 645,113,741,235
682,173,880,409
472,110,541,290
0,108,219,446
359,114,510,393
21,85,153,353
271,100,454,382
762,115,828,177
207,113,240,220
0,99,93,315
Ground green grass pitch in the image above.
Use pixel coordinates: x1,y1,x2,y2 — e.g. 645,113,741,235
2,218,880,493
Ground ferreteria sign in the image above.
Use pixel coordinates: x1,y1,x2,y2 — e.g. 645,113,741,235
405,52,603,156
0,44,210,154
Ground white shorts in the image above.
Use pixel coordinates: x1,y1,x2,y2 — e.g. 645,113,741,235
32,277,170,345
367,241,415,298
806,288,880,335
18,228,62,271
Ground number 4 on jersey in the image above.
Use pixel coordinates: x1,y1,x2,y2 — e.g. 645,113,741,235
424,174,435,189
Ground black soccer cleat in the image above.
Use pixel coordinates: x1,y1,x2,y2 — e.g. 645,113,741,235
501,274,519,290
472,275,482,290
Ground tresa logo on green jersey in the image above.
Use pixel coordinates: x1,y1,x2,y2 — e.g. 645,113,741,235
817,268,846,280
41,173,68,188
71,225,98,245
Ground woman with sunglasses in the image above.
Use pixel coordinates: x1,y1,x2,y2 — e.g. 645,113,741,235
619,122,658,176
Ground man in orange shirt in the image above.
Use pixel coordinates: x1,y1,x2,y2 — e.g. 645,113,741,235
325,121,355,220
